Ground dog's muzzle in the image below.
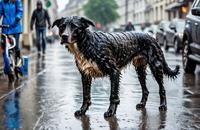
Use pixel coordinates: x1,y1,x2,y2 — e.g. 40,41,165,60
61,35,69,45
61,34,76,45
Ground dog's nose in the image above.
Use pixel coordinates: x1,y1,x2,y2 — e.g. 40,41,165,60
61,35,68,41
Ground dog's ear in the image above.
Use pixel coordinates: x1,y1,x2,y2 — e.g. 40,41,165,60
52,18,64,28
80,17,95,29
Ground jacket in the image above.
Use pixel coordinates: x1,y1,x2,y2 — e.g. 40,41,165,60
125,24,135,31
0,0,23,34
31,9,51,29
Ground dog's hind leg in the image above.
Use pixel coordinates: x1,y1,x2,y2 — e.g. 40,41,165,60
132,55,149,110
135,66,149,110
104,70,121,118
75,73,92,116
149,63,167,111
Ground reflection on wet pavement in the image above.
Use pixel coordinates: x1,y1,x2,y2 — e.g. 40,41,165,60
1,83,20,130
0,44,199,130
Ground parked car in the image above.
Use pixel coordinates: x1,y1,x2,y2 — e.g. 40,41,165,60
156,21,170,46
134,25,142,32
109,27,124,32
143,25,158,38
113,27,124,32
164,19,185,53
150,24,158,38
182,0,200,73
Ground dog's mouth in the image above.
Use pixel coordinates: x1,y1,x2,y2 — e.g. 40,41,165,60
60,39,76,45
60,39,68,45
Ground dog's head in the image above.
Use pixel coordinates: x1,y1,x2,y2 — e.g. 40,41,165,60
52,16,95,44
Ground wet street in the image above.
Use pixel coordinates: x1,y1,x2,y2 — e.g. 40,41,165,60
0,43,200,130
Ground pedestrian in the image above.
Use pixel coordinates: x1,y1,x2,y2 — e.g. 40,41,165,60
124,21,135,31
30,0,51,56
0,0,23,62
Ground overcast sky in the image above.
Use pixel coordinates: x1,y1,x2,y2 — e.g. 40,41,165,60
57,0,69,12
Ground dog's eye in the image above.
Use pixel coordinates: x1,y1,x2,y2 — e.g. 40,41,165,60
59,24,66,30
74,29,81,34
73,33,77,37
72,29,80,37
77,29,82,33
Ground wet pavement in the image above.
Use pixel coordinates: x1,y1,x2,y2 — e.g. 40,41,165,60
0,43,200,130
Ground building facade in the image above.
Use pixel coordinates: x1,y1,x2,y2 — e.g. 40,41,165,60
131,0,194,26
115,0,135,26
145,0,168,24
165,0,194,20
132,0,146,25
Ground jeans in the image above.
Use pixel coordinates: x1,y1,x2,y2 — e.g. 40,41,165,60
36,28,46,53
13,33,20,52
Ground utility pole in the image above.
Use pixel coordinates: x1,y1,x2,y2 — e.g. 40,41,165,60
125,0,128,24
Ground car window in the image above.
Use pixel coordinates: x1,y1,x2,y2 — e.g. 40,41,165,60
176,22,185,32
163,22,169,29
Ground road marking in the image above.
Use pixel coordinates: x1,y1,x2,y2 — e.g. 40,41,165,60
33,111,44,130
0,63,48,100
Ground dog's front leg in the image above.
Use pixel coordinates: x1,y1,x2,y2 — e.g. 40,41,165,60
104,71,120,118
75,73,92,116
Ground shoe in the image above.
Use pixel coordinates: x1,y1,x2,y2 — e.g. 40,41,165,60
38,52,41,57
42,51,46,55
42,51,46,57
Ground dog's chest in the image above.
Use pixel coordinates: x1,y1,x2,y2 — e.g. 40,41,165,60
67,43,104,77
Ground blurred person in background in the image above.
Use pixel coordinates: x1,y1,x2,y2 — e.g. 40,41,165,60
124,21,135,31
30,0,51,56
0,0,23,62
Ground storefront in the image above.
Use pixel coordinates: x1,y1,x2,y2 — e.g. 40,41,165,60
165,0,194,20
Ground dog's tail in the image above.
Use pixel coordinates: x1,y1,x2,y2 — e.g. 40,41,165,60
162,56,180,79
148,37,180,79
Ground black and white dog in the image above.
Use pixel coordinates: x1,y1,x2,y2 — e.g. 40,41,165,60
52,16,179,118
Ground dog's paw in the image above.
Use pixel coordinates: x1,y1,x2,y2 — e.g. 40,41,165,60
74,110,85,117
136,103,145,110
159,105,167,111
104,111,115,118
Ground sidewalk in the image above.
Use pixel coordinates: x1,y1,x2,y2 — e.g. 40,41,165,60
0,47,37,103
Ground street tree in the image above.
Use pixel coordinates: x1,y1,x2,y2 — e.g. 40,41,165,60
84,0,119,26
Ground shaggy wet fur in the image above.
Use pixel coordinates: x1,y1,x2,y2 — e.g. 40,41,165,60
52,16,180,118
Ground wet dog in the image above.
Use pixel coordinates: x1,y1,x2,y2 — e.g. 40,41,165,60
52,16,180,118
